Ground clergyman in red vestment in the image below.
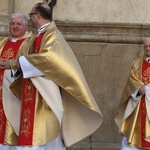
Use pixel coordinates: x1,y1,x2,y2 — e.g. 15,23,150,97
115,38,150,150
0,13,32,150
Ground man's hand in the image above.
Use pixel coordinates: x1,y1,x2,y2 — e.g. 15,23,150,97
0,58,10,69
139,85,145,96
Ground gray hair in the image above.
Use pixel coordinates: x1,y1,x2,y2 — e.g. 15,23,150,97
10,12,28,25
143,38,150,44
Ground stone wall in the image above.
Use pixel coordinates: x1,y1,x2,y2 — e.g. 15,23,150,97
59,21,145,150
0,1,150,150
53,0,150,24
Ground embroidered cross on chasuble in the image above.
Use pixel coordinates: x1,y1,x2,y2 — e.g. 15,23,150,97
0,39,24,143
17,33,45,146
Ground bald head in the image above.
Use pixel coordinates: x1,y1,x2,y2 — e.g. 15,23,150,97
143,38,150,57
34,3,52,21
143,38,150,44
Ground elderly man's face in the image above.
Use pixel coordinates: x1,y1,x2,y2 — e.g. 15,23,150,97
9,17,28,38
144,40,150,57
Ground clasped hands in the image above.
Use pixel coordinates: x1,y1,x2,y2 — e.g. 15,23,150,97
0,58,10,69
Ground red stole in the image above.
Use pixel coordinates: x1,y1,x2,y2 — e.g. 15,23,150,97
0,39,24,143
17,33,45,146
140,60,150,147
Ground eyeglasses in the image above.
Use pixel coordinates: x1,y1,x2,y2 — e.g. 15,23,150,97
28,12,38,17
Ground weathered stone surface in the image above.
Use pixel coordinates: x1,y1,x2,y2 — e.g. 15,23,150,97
56,21,150,44
14,0,43,19
0,0,9,14
54,0,150,24
66,41,143,150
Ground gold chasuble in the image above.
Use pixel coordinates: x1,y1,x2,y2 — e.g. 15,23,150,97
0,32,32,145
115,57,150,149
10,21,103,147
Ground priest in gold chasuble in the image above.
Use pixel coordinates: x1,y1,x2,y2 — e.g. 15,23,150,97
10,2,103,150
115,38,150,150
0,12,32,149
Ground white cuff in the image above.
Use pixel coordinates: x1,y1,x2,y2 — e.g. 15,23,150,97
131,89,141,101
19,56,44,78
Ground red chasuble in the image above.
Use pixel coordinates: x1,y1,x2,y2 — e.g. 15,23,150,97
17,33,45,146
140,60,150,147
0,39,24,143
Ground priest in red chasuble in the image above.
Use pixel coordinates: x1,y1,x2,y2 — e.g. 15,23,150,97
0,13,32,149
10,1,103,150
115,38,150,150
